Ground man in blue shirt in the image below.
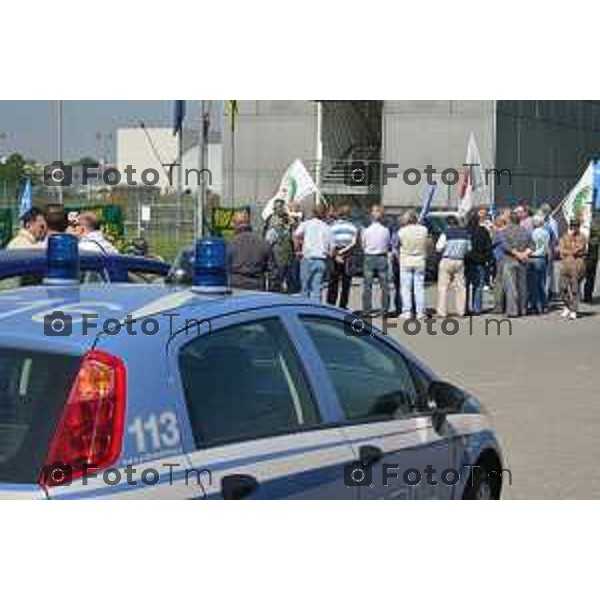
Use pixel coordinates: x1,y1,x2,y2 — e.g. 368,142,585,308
527,212,551,314
326,205,358,309
540,203,559,300
435,216,471,317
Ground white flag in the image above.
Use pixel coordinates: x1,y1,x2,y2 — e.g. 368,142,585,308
562,161,594,238
458,132,488,215
262,159,319,221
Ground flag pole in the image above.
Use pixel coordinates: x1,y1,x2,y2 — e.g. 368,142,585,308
315,101,323,205
57,100,63,205
230,114,235,208
197,100,209,239
177,122,183,244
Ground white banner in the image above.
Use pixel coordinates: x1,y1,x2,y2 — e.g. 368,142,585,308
562,161,594,237
262,159,319,220
458,132,488,215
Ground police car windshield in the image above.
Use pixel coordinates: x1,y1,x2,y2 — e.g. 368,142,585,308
0,349,79,484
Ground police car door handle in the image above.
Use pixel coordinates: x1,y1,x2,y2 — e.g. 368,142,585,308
358,445,383,467
221,474,259,500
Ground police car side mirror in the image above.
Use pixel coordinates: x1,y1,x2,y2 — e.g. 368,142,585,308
428,381,463,433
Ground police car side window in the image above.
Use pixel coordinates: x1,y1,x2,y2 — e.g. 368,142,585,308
301,317,419,422
178,318,320,448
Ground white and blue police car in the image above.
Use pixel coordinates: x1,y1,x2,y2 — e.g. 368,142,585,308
0,234,504,499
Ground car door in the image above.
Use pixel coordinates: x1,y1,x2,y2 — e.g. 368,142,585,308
168,308,357,499
297,313,456,500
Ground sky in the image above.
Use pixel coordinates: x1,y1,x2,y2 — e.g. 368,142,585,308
0,101,209,164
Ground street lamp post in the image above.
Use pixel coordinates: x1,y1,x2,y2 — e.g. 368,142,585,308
57,100,64,205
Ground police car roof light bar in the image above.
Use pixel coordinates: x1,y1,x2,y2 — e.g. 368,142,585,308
192,237,231,294
44,233,80,286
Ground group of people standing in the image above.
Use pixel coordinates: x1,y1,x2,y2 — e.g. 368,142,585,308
6,204,118,254
224,198,599,320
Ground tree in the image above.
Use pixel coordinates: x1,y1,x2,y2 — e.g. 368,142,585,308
0,153,28,199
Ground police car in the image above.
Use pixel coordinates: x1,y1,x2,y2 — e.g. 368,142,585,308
0,234,504,499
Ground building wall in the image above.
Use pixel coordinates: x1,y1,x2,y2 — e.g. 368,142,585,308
381,100,496,209
222,101,318,210
495,101,600,205
117,127,198,192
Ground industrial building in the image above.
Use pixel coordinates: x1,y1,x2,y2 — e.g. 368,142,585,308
220,100,600,213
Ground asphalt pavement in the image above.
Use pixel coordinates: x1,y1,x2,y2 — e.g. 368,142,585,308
346,281,600,499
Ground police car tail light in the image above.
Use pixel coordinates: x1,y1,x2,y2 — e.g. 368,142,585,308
40,350,126,486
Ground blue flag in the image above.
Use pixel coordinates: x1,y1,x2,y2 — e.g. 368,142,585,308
18,178,32,218
173,100,186,136
594,159,600,211
418,185,436,223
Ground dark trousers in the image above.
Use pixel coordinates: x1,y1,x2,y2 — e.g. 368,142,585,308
270,262,293,293
583,245,598,303
504,260,528,317
391,254,402,315
327,259,352,308
492,260,505,313
288,257,301,293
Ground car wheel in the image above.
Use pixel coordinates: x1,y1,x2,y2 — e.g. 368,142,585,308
462,463,500,500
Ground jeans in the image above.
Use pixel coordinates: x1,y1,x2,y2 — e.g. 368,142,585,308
466,262,486,315
300,257,326,301
400,266,425,316
492,260,505,313
362,254,390,313
527,257,547,313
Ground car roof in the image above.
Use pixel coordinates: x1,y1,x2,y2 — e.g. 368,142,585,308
0,284,324,354
0,249,169,276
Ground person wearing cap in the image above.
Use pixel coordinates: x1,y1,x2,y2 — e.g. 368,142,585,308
558,218,587,319
6,207,46,249
67,211,83,236
435,215,471,318
264,199,295,293
228,210,273,290
78,211,118,254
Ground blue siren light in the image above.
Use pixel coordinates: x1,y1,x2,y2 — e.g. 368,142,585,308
192,237,231,293
44,233,80,285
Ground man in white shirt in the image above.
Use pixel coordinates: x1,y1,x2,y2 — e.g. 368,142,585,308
77,212,119,255
294,204,332,301
361,204,390,315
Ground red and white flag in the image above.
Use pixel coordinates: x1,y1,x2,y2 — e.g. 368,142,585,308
458,132,488,214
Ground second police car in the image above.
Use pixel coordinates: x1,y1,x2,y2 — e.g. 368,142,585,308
0,234,505,499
